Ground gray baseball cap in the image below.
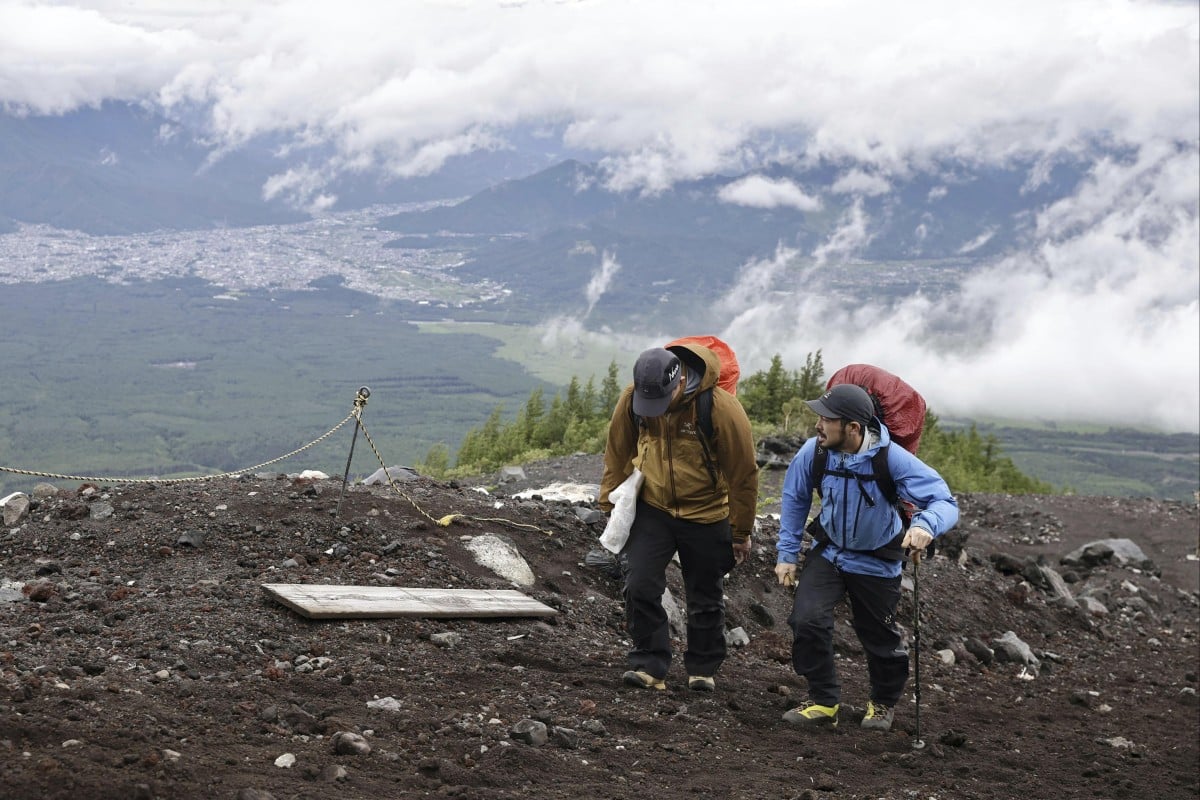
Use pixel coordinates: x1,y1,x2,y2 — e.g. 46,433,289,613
632,347,682,417
806,384,875,426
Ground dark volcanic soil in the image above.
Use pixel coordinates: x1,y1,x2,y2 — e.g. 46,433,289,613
1,453,1197,800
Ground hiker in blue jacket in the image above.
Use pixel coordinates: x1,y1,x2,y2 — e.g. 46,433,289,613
775,383,958,732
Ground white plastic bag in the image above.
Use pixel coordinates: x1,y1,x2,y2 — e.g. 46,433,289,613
599,469,644,554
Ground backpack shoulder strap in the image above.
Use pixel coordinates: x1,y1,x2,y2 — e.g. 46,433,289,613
694,388,719,490
811,444,830,497
695,387,714,440
871,444,898,505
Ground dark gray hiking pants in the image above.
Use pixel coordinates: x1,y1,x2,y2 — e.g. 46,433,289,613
787,553,908,706
622,501,735,680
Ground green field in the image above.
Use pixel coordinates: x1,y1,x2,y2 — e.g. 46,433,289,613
414,320,637,387
0,277,557,493
939,417,1199,501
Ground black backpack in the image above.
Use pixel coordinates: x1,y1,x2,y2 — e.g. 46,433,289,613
807,443,918,561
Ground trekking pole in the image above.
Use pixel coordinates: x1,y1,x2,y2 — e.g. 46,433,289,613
336,387,371,517
911,548,925,751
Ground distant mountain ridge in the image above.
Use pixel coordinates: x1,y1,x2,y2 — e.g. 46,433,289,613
0,104,304,233
3,101,1092,258
0,103,580,234
376,156,1089,262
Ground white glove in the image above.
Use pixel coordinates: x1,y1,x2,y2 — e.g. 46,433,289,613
902,526,933,552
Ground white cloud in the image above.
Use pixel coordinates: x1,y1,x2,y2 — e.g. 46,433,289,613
718,176,822,211
812,199,872,266
956,228,996,254
718,245,802,318
584,251,621,317
831,169,891,196
261,164,337,213
722,147,1200,433
2,0,1194,190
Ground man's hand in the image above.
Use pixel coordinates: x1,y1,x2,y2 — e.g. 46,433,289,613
774,562,796,588
732,535,751,565
902,526,933,554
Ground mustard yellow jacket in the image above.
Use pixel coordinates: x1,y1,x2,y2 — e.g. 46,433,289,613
599,343,759,539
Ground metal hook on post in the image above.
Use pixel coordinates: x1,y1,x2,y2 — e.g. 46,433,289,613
336,387,371,517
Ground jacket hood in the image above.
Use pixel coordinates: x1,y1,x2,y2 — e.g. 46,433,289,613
667,342,721,394
856,422,893,459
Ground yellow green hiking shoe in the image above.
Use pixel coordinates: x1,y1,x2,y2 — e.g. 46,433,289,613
687,675,716,692
622,670,667,691
861,700,894,732
781,701,839,728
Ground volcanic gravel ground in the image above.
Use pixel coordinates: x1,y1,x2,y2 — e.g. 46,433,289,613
0,453,1197,799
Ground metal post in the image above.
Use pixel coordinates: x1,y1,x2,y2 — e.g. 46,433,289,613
336,387,371,517
911,549,925,750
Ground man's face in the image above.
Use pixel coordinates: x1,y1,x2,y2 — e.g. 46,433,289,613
814,415,852,451
672,367,687,401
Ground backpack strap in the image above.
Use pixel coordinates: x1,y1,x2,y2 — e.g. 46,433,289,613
871,446,898,507
814,444,897,504
807,442,908,561
694,388,719,490
812,445,829,498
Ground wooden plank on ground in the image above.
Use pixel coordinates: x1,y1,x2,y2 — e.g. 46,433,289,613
261,584,557,620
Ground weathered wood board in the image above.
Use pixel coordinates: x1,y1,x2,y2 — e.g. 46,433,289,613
261,584,557,619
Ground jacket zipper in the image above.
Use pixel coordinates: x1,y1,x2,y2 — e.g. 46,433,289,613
836,455,849,549
666,411,680,516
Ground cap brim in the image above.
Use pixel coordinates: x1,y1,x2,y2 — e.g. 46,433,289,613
632,391,674,418
805,398,835,418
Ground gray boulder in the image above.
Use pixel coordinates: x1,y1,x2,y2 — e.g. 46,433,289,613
362,465,420,485
1062,538,1158,576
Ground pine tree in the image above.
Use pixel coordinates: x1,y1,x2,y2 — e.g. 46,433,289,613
599,361,622,414
522,388,545,445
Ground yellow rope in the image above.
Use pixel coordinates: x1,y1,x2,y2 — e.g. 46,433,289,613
353,417,555,537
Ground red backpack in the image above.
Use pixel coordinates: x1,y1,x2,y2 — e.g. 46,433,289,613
826,363,926,454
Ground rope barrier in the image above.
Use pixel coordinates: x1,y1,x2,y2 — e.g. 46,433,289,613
0,387,557,538
0,409,360,485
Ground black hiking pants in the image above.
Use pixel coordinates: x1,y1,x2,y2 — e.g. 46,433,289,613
787,553,908,707
621,500,735,680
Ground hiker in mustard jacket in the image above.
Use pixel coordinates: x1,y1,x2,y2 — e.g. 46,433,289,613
599,342,758,692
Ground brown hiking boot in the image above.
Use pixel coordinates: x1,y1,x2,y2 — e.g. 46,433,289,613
622,670,666,690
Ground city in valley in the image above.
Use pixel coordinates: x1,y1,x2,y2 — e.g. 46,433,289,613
0,206,509,308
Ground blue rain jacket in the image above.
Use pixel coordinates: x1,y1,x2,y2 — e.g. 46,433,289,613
777,423,959,578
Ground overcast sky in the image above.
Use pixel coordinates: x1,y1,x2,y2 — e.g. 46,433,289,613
2,0,1198,432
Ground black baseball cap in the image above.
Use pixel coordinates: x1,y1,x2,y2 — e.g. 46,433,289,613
632,347,682,417
806,384,875,426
